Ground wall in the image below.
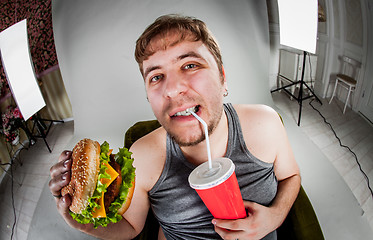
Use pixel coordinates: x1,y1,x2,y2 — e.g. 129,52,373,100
52,0,271,149
37,68,73,121
325,0,365,105
267,0,369,116
0,0,58,83
358,0,373,121
267,0,329,97
0,0,72,177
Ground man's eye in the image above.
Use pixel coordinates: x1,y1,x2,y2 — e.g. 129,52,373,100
184,64,197,70
150,75,162,83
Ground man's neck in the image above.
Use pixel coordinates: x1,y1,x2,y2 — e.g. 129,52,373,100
180,110,229,166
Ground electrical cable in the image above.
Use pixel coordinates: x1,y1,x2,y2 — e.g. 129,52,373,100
309,99,373,199
1,143,27,239
1,162,18,240
10,160,16,240
307,54,314,89
0,162,12,166
304,52,373,199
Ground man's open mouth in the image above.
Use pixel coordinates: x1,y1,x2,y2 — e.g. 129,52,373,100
172,105,200,117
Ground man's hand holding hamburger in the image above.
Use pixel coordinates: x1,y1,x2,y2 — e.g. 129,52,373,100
49,139,136,229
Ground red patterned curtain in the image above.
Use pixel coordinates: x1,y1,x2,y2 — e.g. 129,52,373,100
0,0,58,96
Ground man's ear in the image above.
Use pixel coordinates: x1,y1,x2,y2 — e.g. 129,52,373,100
221,65,227,88
222,65,226,80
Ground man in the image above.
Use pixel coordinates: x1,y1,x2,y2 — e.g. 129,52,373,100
49,14,300,240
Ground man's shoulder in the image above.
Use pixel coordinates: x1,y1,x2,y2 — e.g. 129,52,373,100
232,103,284,140
232,104,280,122
130,126,167,156
129,127,167,191
231,104,285,164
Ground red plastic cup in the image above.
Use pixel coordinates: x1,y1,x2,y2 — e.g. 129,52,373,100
188,157,246,219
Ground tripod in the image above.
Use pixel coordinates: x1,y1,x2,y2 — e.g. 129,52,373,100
19,113,64,153
271,51,322,126
30,114,64,153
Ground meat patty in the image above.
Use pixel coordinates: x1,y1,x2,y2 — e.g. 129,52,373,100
104,155,122,212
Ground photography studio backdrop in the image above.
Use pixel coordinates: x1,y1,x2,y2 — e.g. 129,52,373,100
27,1,372,239
52,0,271,150
0,19,45,121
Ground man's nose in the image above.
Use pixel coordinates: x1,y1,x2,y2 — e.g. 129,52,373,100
164,74,188,99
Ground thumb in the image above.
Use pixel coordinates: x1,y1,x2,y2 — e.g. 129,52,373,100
57,195,83,229
57,195,91,231
243,200,256,214
57,195,72,219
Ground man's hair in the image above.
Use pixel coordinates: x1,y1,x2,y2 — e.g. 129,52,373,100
135,14,223,77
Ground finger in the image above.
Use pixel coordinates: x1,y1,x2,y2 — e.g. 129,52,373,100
57,195,89,231
50,152,72,178
49,171,71,197
59,150,72,163
56,195,75,225
212,218,245,231
213,223,246,240
57,194,71,214
243,200,256,215
243,200,254,207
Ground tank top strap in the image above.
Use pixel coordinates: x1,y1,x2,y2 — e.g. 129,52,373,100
224,103,245,159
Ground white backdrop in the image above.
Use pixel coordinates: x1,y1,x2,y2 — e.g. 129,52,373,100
29,2,373,239
52,0,271,149
0,19,46,120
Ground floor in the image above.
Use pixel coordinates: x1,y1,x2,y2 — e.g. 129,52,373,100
0,92,373,239
0,121,74,240
272,91,373,231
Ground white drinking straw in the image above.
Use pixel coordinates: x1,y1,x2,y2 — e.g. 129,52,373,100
189,111,213,170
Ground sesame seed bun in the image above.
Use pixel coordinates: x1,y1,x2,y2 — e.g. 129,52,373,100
61,139,136,222
61,138,101,214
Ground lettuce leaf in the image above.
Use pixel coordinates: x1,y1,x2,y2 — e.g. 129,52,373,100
70,141,136,228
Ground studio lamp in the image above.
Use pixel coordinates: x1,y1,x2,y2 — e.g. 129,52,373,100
0,19,63,152
271,0,322,126
0,19,45,121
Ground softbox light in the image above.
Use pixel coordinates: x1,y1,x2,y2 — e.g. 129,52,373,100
277,0,318,54
0,19,46,121
272,0,320,126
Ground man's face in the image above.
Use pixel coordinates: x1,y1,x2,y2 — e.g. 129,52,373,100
142,33,227,146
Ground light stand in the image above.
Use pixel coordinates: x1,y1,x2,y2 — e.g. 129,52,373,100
29,114,64,153
271,51,322,126
273,0,320,126
0,19,64,153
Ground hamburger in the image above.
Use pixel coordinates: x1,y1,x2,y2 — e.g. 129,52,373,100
61,138,136,228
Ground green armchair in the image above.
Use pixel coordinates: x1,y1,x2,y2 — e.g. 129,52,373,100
125,120,324,240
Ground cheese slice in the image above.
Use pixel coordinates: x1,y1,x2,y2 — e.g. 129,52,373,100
92,192,106,218
92,161,119,218
101,162,119,186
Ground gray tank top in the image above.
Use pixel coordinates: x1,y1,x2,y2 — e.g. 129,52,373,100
148,103,278,239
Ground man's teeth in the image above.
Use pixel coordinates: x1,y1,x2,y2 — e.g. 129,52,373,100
174,106,197,116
